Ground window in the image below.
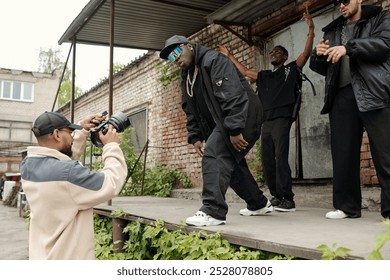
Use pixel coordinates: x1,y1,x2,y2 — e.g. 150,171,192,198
24,83,33,100
128,109,147,153
0,80,34,102
2,81,11,98
12,81,21,99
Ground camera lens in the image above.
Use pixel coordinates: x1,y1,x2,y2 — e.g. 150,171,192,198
109,112,131,132
90,111,131,147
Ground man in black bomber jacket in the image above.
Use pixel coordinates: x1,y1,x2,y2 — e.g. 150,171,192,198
160,35,273,226
310,0,390,219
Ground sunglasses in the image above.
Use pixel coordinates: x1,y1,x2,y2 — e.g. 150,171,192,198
334,0,350,6
167,46,183,63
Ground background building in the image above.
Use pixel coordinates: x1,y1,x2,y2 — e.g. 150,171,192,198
0,68,61,175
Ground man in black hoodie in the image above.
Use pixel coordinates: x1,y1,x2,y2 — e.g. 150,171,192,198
160,35,272,226
310,0,390,219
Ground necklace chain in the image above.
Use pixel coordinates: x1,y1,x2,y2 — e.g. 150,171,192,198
341,24,347,45
186,66,198,97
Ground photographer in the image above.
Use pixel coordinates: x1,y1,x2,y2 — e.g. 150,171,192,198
20,111,128,259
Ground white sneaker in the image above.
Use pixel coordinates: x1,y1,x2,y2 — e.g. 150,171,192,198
240,201,273,216
185,211,226,226
325,209,348,219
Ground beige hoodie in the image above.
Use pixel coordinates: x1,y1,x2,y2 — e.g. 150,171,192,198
20,129,127,259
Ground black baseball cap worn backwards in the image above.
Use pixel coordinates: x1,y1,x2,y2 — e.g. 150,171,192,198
160,35,189,59
32,111,82,137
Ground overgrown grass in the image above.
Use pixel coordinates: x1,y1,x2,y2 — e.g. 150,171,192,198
94,213,295,260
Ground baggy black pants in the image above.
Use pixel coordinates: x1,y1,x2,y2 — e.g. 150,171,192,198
330,85,390,218
261,117,294,201
199,126,268,220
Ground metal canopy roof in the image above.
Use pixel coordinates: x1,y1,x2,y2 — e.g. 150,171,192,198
58,0,331,51
207,0,295,24
58,0,232,51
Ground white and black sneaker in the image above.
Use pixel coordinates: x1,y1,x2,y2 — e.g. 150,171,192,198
325,209,348,219
270,197,281,207
185,211,226,226
240,200,273,216
274,199,296,212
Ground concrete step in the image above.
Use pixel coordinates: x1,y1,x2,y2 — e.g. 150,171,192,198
170,183,382,212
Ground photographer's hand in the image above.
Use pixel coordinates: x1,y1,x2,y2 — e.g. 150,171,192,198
99,124,120,146
80,113,107,131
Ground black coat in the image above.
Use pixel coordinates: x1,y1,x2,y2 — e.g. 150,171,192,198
310,5,390,114
181,44,262,162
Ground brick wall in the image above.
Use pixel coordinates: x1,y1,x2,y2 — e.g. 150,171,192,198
360,132,379,186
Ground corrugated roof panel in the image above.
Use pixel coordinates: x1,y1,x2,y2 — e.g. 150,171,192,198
207,0,299,24
59,0,231,50
59,0,330,50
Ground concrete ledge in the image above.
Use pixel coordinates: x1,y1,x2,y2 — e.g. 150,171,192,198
96,196,390,260
171,184,381,212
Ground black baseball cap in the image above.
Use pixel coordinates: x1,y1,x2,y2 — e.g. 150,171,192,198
32,111,82,137
160,35,189,59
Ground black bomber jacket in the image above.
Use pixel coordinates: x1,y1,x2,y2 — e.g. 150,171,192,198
180,44,262,162
310,5,390,114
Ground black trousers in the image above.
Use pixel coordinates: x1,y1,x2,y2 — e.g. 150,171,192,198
200,126,268,220
261,117,294,200
330,85,390,218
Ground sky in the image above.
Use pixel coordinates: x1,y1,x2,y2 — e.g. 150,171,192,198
0,0,147,92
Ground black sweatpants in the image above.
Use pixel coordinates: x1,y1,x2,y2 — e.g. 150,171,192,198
330,85,390,218
261,117,294,201
200,126,268,220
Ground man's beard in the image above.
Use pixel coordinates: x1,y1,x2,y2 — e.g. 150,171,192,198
343,1,359,20
61,146,73,158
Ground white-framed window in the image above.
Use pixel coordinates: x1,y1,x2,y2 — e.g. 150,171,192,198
0,79,34,102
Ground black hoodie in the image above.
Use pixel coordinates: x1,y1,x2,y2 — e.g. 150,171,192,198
181,44,263,162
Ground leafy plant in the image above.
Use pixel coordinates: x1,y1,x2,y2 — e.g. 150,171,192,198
157,63,180,88
316,243,352,260
366,218,390,260
94,214,293,260
94,214,115,259
141,165,193,197
317,219,390,260
117,128,145,196
111,208,127,218
84,143,104,171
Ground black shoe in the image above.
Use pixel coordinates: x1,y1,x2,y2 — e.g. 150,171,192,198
274,199,296,212
270,197,281,207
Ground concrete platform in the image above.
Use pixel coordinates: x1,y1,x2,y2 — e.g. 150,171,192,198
1,186,388,260
95,195,390,260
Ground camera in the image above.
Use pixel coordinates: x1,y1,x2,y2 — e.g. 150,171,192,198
90,111,131,147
